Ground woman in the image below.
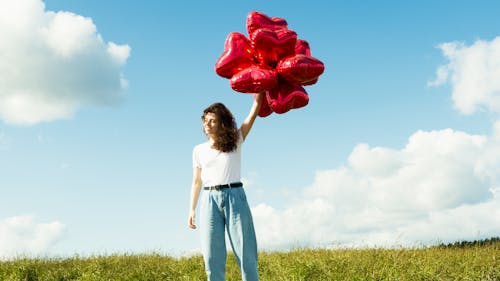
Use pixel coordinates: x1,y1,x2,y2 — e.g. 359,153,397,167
188,93,263,281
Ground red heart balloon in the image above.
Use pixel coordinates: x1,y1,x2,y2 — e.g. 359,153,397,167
247,11,288,35
230,66,278,93
250,28,297,66
275,29,298,61
267,81,309,114
295,40,321,85
215,32,255,79
277,54,324,85
255,93,273,117
295,39,311,56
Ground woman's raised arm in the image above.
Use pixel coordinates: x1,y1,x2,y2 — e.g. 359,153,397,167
239,93,264,141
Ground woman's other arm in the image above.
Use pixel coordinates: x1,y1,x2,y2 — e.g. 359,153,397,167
188,166,202,229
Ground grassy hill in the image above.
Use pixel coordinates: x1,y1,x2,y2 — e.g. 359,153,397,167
1,238,499,280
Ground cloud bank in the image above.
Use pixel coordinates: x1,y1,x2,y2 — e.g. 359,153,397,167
0,0,130,125
0,216,66,260
253,125,500,249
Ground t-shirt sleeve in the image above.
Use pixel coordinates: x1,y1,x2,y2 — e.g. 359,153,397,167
192,146,201,168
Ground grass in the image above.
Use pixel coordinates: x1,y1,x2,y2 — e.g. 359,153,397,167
0,239,499,281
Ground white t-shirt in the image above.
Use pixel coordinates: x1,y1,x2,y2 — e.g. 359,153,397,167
192,131,243,187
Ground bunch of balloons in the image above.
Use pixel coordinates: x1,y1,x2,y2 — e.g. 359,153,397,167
215,11,325,117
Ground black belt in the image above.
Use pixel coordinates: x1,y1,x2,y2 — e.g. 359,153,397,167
204,182,243,190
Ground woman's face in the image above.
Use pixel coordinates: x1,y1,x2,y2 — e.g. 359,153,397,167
202,113,218,136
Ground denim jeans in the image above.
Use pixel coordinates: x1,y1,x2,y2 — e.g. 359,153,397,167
199,187,259,281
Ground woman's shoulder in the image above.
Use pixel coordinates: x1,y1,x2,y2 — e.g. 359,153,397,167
193,141,209,152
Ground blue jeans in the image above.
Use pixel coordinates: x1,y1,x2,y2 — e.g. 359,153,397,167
199,187,259,281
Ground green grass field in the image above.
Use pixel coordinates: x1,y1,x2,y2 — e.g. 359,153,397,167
1,239,499,281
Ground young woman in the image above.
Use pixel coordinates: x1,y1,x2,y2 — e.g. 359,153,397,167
188,94,263,281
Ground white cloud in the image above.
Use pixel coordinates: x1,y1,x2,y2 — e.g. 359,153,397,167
0,216,66,260
253,125,500,249
429,37,500,115
0,0,130,125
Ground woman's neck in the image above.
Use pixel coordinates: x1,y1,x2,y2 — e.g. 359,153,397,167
208,136,215,145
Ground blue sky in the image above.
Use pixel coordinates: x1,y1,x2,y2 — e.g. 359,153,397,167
1,0,500,258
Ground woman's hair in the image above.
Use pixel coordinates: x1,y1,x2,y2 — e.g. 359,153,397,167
202,102,239,152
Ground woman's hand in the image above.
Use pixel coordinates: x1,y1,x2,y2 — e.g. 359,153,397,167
188,210,197,229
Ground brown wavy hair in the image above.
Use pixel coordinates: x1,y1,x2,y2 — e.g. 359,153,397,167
202,103,239,152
